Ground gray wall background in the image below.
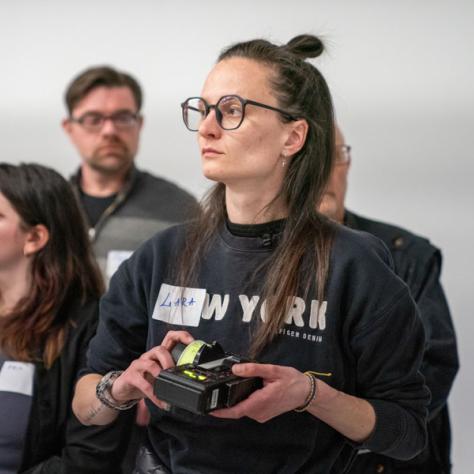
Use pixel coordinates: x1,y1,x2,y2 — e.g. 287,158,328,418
1,0,473,470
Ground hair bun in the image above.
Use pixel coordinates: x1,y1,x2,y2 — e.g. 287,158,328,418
285,34,324,59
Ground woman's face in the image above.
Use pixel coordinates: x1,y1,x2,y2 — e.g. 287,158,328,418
0,192,29,271
197,57,292,190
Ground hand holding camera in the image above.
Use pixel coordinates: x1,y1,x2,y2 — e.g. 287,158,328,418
154,340,263,415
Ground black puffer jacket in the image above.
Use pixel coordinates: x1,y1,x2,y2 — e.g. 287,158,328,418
133,443,170,474
345,211,459,474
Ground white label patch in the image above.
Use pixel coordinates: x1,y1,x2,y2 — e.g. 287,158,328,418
0,361,35,396
152,284,206,327
106,250,134,279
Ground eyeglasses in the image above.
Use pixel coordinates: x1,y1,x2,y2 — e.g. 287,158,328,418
69,111,140,132
181,95,298,131
335,144,351,164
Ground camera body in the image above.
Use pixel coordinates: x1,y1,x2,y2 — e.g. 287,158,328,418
154,341,262,414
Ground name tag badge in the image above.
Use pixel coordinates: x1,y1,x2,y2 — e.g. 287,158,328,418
0,361,35,396
152,284,206,327
106,250,134,279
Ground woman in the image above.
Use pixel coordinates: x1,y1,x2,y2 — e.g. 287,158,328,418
0,163,133,473
73,35,429,473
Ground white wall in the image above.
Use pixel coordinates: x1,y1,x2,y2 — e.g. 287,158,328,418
1,0,473,470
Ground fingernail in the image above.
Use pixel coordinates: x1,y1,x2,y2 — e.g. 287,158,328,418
233,364,243,375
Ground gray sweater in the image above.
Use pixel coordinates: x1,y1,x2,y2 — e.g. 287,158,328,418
70,166,198,283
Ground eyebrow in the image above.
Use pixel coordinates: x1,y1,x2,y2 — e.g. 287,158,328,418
73,108,138,116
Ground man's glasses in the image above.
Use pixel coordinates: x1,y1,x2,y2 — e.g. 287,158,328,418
335,144,351,164
181,95,298,131
69,111,140,132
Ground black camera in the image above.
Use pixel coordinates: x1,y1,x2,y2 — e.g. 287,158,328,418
154,340,262,415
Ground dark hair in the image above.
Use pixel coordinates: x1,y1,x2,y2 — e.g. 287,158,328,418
64,65,143,114
178,34,336,356
0,163,104,367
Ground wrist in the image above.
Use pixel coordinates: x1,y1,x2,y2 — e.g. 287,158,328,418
294,371,318,412
96,370,140,411
306,378,341,412
109,373,130,403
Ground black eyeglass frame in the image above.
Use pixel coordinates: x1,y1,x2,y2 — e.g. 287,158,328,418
68,111,141,131
181,95,299,131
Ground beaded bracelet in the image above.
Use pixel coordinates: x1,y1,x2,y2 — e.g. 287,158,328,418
294,371,318,412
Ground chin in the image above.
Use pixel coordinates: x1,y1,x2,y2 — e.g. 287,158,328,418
90,157,132,174
201,162,229,183
202,168,221,183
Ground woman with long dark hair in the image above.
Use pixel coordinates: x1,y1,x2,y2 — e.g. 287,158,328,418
73,35,429,473
0,163,133,473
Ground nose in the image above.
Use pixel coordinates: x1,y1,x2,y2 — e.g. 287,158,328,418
198,108,221,138
100,117,119,135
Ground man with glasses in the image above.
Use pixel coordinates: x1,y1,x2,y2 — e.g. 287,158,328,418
63,66,197,284
63,66,198,473
319,124,459,474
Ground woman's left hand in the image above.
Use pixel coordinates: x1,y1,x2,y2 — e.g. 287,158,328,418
210,363,311,423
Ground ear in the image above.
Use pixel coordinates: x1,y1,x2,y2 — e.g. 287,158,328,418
23,224,50,257
137,115,144,131
62,117,73,136
281,119,309,158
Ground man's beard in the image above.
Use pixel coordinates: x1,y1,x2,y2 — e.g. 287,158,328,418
88,140,134,175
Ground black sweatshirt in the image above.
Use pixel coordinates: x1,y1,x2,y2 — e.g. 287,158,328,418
86,222,430,474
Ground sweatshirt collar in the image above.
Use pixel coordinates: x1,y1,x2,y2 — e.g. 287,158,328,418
219,218,285,251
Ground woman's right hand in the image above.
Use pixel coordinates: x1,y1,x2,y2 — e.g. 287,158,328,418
110,330,194,408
